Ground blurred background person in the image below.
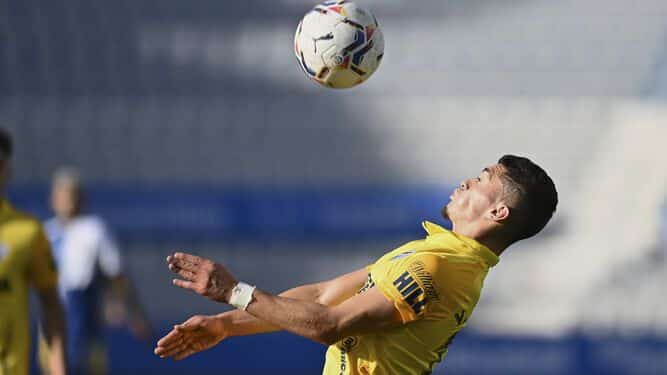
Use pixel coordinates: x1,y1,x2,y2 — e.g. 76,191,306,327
0,128,67,375
42,167,151,375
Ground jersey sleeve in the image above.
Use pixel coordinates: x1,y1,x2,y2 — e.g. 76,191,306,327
28,225,59,290
97,222,122,278
370,253,444,324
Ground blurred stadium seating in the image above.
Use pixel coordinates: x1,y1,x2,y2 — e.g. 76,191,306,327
2,0,667,373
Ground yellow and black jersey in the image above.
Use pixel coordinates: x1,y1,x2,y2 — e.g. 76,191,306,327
323,221,499,375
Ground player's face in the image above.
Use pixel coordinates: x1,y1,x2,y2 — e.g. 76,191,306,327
442,164,506,224
50,183,81,219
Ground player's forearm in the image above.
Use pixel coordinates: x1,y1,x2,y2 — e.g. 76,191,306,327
111,276,142,317
216,309,278,337
245,288,341,345
220,282,326,337
225,270,368,341
40,295,67,375
45,332,67,375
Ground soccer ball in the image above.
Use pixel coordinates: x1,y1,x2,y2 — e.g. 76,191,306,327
294,1,384,89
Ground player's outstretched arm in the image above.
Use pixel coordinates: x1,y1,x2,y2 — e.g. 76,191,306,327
216,266,369,337
108,274,153,339
154,267,368,360
245,284,403,345
164,252,403,346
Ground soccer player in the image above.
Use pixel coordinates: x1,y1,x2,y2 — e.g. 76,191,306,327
0,128,67,375
43,167,151,375
154,155,558,374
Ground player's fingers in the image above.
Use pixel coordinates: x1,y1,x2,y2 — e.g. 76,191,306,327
156,336,181,351
158,342,189,359
168,263,195,280
157,344,186,358
156,332,185,350
168,257,199,273
156,329,182,347
155,337,184,356
154,345,169,356
154,344,175,356
172,278,196,291
173,252,203,265
177,318,204,331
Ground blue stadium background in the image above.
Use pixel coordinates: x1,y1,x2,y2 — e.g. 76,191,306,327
3,0,667,373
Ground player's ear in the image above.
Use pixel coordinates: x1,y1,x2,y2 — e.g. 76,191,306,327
489,204,510,223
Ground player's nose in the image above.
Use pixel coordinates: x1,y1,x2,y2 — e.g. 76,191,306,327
459,180,469,190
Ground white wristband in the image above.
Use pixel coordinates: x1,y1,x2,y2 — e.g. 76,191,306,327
229,282,256,310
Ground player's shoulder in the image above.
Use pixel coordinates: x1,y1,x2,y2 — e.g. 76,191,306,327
2,201,42,227
1,202,46,237
408,249,487,283
408,252,449,275
73,215,108,231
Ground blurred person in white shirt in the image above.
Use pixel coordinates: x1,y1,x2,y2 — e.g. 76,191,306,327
43,167,151,375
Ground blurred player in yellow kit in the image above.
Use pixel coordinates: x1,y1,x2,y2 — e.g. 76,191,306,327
154,155,558,374
0,128,67,375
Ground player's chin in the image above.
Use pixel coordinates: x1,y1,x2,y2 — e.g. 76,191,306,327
441,204,451,220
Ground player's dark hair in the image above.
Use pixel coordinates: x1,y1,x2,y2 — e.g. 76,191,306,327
498,155,558,242
0,128,12,160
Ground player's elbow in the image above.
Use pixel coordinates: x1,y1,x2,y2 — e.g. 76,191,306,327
312,327,343,346
308,316,344,346
39,289,65,318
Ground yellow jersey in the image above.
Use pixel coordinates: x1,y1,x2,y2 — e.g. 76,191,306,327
0,199,58,375
323,221,499,375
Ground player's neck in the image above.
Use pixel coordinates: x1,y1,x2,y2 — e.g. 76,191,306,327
474,234,508,257
452,222,508,256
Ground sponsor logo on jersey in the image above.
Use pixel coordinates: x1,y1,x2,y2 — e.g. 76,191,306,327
407,261,439,301
357,273,375,294
392,260,440,315
393,271,427,314
338,336,358,374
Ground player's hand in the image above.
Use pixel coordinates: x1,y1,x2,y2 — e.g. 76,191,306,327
167,252,237,303
154,315,228,360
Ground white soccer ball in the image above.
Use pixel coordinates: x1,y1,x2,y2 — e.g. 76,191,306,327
294,1,384,89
